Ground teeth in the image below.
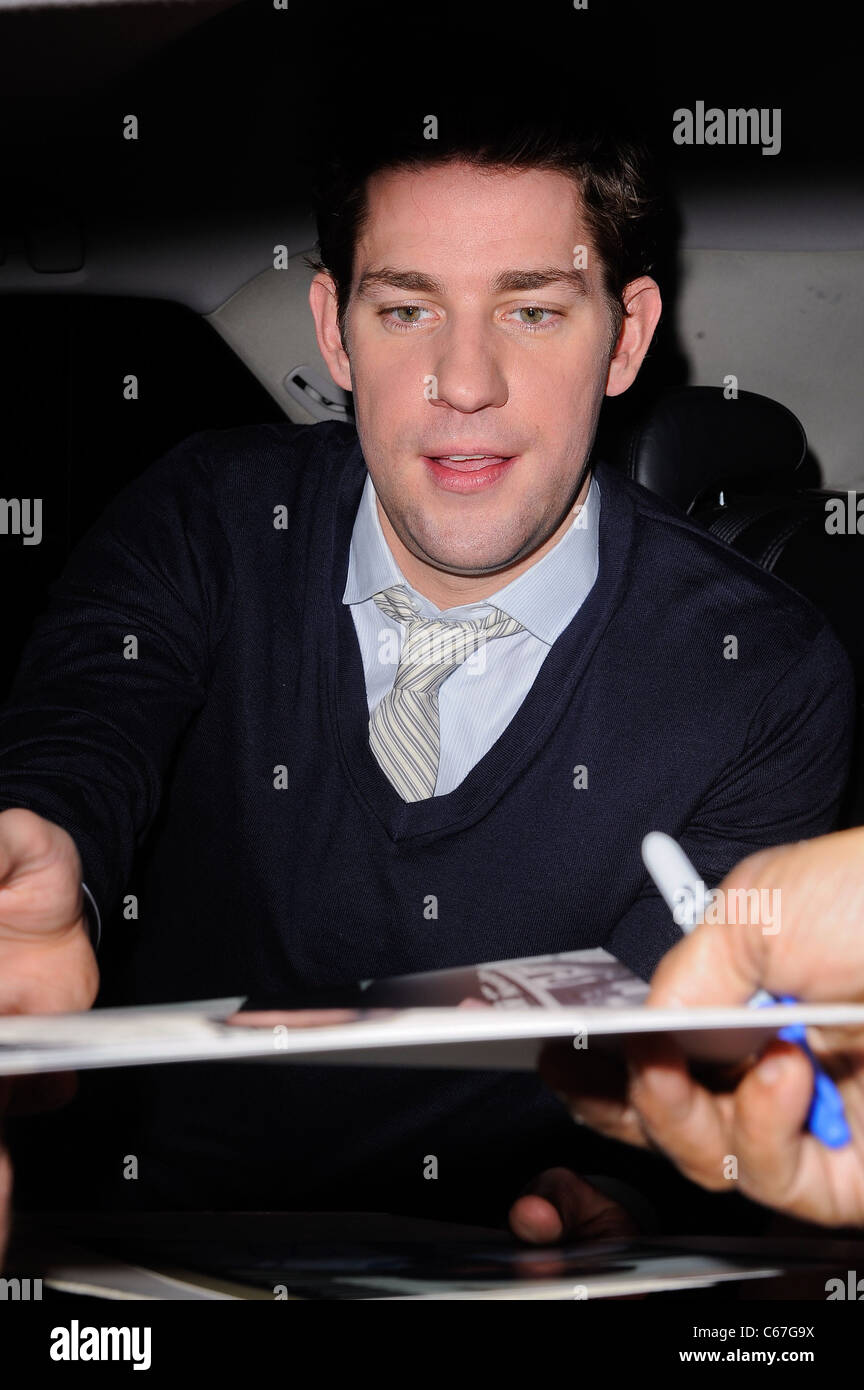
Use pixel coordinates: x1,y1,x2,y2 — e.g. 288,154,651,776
444,455,488,461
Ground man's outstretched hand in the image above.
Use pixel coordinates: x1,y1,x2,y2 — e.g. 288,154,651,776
0,807,100,1265
0,807,98,1017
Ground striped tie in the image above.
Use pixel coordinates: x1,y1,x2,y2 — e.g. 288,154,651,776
369,584,524,802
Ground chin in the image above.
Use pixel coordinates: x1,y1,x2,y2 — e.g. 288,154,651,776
424,547,520,578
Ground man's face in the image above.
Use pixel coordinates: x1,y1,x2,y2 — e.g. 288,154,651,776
313,161,658,580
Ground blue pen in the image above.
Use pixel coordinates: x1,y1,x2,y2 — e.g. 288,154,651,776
641,831,851,1150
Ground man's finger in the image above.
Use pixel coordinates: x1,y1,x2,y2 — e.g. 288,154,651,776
224,1009,360,1028
647,898,766,1011
625,1033,734,1189
729,1040,819,1203
508,1191,566,1244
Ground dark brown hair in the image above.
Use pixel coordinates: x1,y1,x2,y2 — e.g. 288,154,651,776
305,103,662,356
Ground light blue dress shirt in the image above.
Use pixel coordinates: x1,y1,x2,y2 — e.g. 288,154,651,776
343,471,601,796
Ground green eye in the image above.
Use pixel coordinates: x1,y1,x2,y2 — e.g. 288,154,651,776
378,305,433,331
513,305,558,328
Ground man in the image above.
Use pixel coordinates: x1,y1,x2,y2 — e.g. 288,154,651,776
541,827,864,1230
0,109,854,1246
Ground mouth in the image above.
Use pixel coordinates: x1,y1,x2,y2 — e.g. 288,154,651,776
423,453,514,473
421,452,519,494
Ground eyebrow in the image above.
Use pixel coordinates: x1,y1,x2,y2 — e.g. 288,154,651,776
355,266,591,298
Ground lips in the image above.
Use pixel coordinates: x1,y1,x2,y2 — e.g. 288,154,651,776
425,454,513,473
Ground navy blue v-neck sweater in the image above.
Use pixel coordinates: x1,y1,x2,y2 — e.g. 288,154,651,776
0,420,854,1219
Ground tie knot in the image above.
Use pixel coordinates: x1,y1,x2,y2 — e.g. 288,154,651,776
372,584,424,628
372,584,524,691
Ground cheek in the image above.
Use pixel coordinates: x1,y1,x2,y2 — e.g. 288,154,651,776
355,354,428,429
517,346,605,405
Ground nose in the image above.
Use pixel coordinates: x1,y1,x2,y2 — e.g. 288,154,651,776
426,318,509,413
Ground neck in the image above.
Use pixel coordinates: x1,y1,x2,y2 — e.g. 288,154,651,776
376,474,592,610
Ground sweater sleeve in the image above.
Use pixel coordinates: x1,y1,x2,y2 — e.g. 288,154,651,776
606,622,856,981
0,433,234,926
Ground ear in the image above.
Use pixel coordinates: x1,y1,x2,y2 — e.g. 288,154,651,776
308,272,352,392
605,276,663,398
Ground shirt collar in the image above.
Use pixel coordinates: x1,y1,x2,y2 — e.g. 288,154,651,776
343,468,600,646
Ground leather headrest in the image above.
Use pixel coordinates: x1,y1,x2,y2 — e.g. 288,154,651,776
618,386,808,512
